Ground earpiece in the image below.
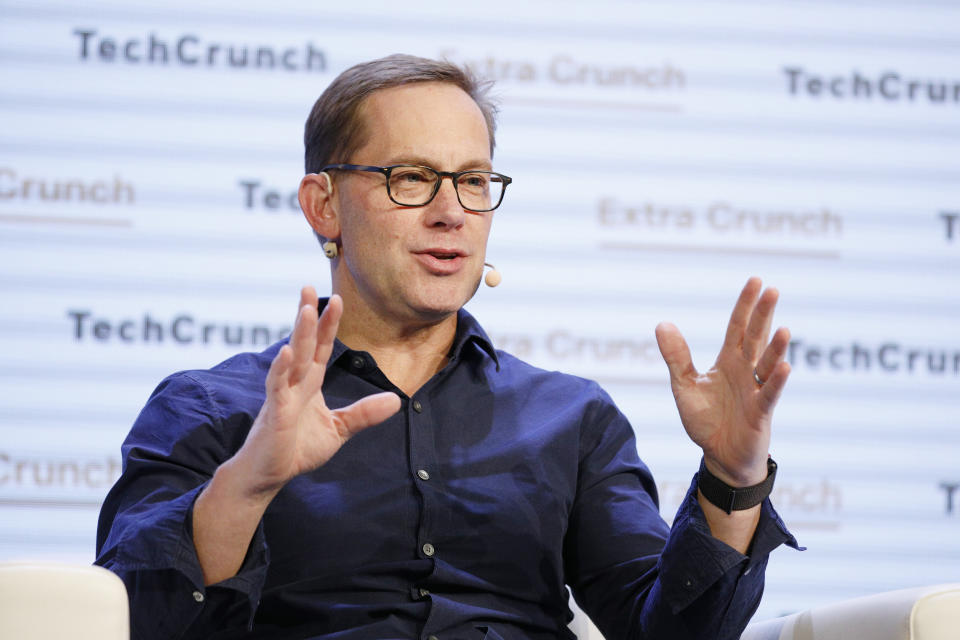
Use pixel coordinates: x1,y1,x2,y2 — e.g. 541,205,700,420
483,262,501,288
319,173,338,259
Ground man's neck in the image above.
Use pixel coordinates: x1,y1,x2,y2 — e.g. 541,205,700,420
335,298,458,398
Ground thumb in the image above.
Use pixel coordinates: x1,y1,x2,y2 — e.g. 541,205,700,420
332,391,402,439
655,322,697,385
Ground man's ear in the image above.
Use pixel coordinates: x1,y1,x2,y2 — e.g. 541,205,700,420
299,172,340,240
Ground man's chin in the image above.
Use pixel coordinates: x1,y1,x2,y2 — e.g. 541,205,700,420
406,278,481,322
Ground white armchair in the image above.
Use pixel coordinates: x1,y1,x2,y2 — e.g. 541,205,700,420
740,583,960,640
569,583,960,640
3,561,956,640
0,562,129,640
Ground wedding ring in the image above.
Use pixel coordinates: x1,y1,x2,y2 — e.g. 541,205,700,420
753,368,765,386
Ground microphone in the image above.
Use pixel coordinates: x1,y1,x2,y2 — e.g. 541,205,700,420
483,262,501,288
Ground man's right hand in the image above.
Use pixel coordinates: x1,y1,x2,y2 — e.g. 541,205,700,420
193,287,400,585
234,287,401,501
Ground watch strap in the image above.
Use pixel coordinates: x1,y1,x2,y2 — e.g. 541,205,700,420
697,456,777,514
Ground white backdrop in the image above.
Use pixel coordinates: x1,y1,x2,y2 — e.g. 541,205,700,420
1,0,958,624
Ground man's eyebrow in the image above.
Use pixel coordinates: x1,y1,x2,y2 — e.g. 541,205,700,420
390,155,493,171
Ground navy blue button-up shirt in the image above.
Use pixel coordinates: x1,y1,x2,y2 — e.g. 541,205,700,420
96,301,798,640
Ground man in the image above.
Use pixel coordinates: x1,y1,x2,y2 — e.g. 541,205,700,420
96,54,798,640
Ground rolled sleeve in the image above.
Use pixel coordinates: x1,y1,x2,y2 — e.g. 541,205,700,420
565,387,801,640
658,475,802,638
95,372,270,639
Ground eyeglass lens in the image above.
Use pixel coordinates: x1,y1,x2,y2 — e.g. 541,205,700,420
387,166,505,211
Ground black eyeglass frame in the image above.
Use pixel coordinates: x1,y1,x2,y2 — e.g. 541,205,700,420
321,163,512,213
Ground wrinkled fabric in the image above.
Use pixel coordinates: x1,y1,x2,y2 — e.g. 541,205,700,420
96,301,799,640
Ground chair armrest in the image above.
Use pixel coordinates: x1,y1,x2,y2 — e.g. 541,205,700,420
741,583,960,640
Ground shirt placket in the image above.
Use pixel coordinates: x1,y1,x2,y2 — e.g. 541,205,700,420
407,389,445,640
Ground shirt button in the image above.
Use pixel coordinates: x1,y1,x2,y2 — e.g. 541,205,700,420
422,543,435,557
417,469,430,481
744,566,752,576
192,590,204,603
428,636,439,640
412,400,423,413
419,587,430,598
351,356,365,370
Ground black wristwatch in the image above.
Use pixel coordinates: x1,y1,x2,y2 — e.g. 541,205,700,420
697,456,777,514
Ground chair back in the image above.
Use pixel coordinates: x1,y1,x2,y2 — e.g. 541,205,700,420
0,562,129,640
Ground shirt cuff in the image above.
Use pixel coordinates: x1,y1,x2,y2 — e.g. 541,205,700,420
116,482,271,628
659,473,802,614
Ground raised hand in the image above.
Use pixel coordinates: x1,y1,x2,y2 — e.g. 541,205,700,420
237,287,402,499
655,278,791,487
194,287,400,584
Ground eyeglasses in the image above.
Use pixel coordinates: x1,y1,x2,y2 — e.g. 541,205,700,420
321,164,512,213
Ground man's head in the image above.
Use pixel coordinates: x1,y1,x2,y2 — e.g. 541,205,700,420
298,55,506,329
304,54,498,175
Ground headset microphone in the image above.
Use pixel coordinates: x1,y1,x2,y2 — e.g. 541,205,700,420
483,263,502,288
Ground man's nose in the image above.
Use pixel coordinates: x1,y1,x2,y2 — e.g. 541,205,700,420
425,176,466,228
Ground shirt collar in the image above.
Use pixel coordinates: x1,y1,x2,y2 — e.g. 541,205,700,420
452,306,501,370
316,298,500,371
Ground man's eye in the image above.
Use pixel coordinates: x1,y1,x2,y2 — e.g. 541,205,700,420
395,170,429,183
461,174,489,188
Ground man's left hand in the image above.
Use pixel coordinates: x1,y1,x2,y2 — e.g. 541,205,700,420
655,277,791,488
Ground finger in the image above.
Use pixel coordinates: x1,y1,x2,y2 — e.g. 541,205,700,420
314,294,342,367
655,322,698,385
722,277,763,351
742,287,779,362
754,326,790,383
265,343,294,396
298,285,318,315
758,360,791,414
332,391,402,439
288,303,319,385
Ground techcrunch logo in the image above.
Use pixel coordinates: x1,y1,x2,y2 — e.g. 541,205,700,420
788,339,960,375
68,310,290,347
0,452,120,491
240,179,301,213
73,28,326,72
940,482,960,516
784,66,960,105
942,211,959,242
1,167,134,205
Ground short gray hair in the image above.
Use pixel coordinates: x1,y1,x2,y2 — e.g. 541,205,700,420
304,53,499,174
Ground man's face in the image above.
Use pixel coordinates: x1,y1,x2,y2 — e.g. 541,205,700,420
332,82,495,326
